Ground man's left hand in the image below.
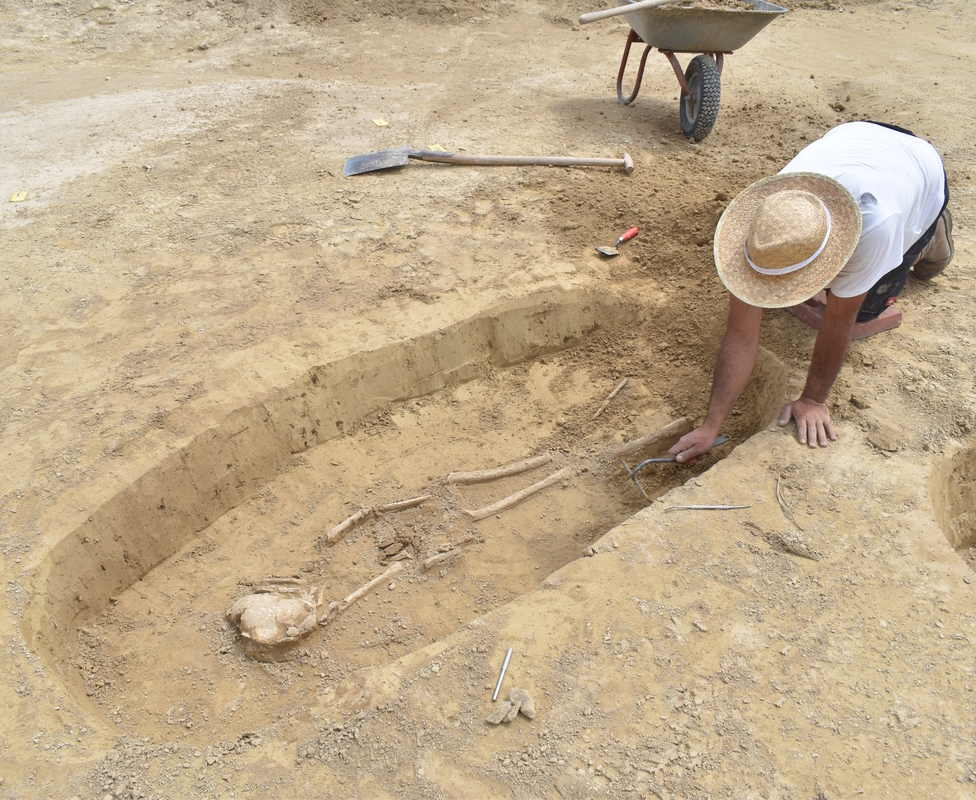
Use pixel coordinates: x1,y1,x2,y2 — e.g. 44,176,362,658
778,397,837,447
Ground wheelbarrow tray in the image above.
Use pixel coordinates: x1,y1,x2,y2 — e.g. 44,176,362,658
624,0,786,53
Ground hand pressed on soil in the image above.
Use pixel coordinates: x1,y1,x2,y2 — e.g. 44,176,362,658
779,397,837,447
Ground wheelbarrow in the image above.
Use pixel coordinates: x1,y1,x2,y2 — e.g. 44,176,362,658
580,0,787,140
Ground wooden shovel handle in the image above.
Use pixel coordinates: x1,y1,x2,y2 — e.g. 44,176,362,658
579,0,680,26
414,152,635,174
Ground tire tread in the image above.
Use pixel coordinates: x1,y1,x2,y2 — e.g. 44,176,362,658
679,55,721,141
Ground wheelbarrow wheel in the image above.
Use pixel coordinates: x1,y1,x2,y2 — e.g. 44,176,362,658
679,55,721,141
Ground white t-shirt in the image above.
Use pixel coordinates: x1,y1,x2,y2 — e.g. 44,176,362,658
779,122,946,297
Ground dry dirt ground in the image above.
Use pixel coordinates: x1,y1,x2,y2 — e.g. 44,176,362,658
2,0,976,797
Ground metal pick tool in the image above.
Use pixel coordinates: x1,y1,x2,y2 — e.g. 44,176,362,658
493,647,513,701
621,434,731,499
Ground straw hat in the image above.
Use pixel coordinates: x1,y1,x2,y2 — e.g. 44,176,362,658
713,172,862,308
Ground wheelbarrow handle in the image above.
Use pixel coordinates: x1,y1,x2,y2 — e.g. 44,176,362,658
579,0,681,26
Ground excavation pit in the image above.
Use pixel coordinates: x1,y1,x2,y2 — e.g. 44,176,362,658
931,443,976,573
24,289,786,742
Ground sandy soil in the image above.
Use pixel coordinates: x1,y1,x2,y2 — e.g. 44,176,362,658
2,0,976,797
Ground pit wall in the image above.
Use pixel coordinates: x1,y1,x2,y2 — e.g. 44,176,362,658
931,443,976,551
23,290,637,676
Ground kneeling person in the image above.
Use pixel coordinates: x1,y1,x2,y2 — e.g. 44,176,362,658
672,121,953,461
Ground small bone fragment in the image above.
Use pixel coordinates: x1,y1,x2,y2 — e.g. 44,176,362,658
447,453,553,486
776,478,804,532
486,701,513,725
503,700,521,722
318,600,340,626
386,550,413,563
438,533,479,553
593,377,628,419
423,550,459,571
324,507,374,546
255,578,309,596
612,417,693,459
376,494,432,513
464,466,577,521
262,576,305,586
339,561,404,612
510,687,536,719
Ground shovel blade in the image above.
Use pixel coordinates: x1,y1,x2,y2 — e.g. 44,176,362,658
343,147,412,176
596,246,619,256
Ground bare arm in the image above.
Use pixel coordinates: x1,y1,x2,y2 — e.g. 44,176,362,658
779,290,866,446
671,295,762,463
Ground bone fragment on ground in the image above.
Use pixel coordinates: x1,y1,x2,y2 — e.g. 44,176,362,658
486,701,513,725
438,533,479,553
612,417,693,459
503,699,521,722
593,377,629,419
510,687,536,719
447,452,553,485
339,561,403,612
261,576,305,586
423,532,481,570
323,507,374,546
463,465,577,521
376,494,432,513
422,550,459,571
318,600,340,626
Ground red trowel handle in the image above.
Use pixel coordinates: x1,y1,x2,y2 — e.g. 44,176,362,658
616,227,639,246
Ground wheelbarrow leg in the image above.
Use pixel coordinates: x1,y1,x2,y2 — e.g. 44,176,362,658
616,28,653,106
660,51,726,93
661,51,691,95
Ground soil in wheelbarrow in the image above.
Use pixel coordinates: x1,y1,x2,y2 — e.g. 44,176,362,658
676,0,757,9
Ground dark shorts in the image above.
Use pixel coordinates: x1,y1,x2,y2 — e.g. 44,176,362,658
852,122,950,323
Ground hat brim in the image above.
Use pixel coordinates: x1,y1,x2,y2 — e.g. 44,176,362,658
714,172,862,308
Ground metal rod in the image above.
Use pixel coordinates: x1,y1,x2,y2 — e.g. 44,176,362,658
664,504,751,511
493,648,513,701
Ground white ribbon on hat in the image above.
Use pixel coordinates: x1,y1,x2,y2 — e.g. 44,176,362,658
744,206,832,276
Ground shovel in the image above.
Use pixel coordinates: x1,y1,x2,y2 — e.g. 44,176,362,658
343,147,635,177
596,226,639,256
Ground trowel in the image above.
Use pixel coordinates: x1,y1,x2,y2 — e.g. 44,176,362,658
596,226,638,256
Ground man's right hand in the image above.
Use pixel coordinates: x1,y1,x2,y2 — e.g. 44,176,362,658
669,426,720,464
